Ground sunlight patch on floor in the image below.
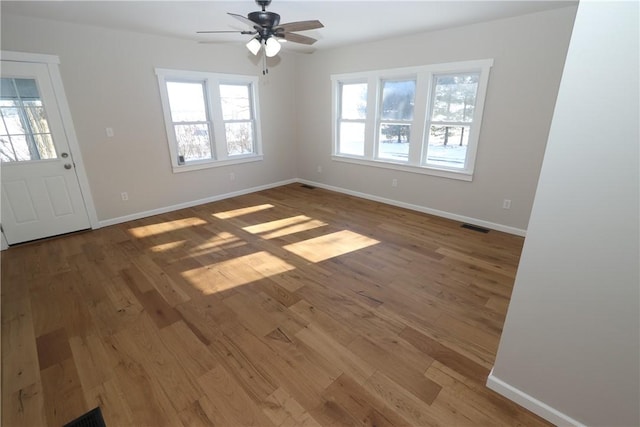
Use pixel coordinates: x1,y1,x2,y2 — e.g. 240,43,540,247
184,231,247,259
213,204,275,219
128,217,207,238
242,215,327,239
181,250,295,295
190,230,241,250
283,230,380,263
149,240,187,253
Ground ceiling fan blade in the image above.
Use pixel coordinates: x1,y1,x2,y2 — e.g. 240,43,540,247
275,20,324,33
228,12,262,29
198,41,244,44
197,30,256,34
280,32,317,45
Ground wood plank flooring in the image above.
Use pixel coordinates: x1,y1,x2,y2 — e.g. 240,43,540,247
1,184,550,426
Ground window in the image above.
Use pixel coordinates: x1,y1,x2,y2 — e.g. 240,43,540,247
337,82,367,156
156,69,262,172
425,73,479,169
332,60,492,181
377,79,416,162
219,84,255,156
166,81,212,163
0,78,57,162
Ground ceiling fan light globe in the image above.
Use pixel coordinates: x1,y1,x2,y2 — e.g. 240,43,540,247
246,38,261,55
265,37,281,57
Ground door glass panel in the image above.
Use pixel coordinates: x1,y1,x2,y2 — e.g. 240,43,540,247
3,135,31,161
26,107,50,133
2,108,23,134
24,99,43,107
34,134,57,159
0,77,57,162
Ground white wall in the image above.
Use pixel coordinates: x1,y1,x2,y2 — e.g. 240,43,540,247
489,1,639,425
295,7,577,232
1,7,577,231
1,15,299,223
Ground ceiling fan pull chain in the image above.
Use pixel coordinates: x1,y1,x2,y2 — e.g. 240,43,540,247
262,52,269,75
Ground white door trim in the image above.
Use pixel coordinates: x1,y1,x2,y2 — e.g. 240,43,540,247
2,50,100,232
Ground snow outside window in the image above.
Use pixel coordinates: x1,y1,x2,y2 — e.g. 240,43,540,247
331,59,493,181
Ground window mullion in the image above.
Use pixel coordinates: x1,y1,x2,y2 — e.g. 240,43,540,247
422,72,436,166
251,82,262,156
409,72,428,165
364,75,377,159
207,78,226,161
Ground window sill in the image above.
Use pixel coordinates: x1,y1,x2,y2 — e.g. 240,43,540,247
172,154,263,173
331,155,473,181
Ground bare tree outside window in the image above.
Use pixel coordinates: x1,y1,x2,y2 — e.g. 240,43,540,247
220,84,255,156
378,79,415,162
1,78,57,162
426,73,479,168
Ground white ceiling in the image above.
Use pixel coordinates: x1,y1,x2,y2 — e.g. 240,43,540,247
2,1,577,53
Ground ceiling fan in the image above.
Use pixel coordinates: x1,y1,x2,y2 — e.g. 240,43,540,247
198,0,324,59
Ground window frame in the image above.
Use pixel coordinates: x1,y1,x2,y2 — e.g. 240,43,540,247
375,76,418,163
335,79,368,157
156,68,263,173
331,59,493,181
218,82,257,157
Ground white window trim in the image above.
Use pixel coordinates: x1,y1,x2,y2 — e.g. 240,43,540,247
331,59,493,181
336,79,368,157
155,68,263,173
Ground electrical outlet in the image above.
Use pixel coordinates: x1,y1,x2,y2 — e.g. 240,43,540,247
503,199,511,209
106,127,114,137
392,178,398,188
121,192,128,201
317,165,322,173
229,172,235,181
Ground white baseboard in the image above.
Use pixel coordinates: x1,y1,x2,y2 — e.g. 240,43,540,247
98,179,297,227
298,179,527,236
486,370,585,427
97,178,526,237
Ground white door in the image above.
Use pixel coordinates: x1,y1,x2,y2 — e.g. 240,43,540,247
1,60,90,245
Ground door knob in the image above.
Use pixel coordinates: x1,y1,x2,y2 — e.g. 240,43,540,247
64,163,72,170
61,152,69,158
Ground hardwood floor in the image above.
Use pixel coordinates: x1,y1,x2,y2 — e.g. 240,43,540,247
1,184,550,426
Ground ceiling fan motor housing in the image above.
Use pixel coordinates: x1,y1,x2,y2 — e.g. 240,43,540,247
248,11,280,29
